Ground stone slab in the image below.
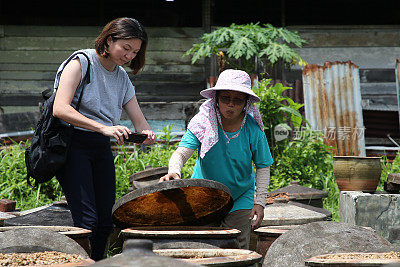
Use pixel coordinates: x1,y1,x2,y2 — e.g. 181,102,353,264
340,191,400,243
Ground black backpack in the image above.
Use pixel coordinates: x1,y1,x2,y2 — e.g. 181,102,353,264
25,52,91,187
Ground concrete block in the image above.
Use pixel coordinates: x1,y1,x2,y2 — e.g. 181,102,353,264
340,191,400,243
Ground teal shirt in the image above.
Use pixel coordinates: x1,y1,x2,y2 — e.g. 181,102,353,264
179,115,273,212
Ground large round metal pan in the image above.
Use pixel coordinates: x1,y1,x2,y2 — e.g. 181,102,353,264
112,179,233,228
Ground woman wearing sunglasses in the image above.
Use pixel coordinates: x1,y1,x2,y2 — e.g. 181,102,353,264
160,69,273,249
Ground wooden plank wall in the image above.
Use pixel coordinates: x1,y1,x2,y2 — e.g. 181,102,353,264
0,25,205,111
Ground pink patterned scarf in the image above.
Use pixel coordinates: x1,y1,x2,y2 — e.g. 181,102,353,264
188,98,264,158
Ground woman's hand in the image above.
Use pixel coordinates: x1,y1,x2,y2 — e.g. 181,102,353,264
250,204,264,230
159,173,180,182
142,129,156,145
99,125,131,145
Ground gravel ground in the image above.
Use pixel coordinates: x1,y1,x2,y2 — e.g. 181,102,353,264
318,251,400,260
0,251,85,266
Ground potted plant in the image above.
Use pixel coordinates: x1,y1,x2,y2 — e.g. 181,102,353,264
183,23,307,82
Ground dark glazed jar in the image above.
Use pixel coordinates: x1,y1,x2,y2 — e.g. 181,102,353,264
122,226,240,249
92,239,197,267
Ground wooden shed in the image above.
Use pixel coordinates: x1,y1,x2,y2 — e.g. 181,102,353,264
0,0,399,152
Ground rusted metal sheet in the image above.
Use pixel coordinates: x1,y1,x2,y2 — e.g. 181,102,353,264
396,59,400,129
302,61,365,156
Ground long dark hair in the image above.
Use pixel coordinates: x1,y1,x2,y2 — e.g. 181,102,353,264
95,17,148,74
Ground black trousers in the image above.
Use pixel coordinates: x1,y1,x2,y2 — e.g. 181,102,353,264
57,129,115,261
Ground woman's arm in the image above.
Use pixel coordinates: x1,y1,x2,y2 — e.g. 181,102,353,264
254,166,270,207
53,59,133,144
159,146,195,181
250,166,270,229
123,96,155,145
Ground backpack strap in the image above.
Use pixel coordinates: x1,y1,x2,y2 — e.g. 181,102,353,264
57,51,91,112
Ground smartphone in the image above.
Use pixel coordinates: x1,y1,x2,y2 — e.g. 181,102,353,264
124,132,148,143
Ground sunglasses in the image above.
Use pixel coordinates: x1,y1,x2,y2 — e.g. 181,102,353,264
219,95,247,106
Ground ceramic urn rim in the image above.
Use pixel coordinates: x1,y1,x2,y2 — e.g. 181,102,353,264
121,226,241,238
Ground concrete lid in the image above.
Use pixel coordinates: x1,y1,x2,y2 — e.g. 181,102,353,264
264,221,400,267
4,204,74,227
129,167,168,190
0,228,89,257
0,211,15,227
261,200,328,226
268,181,328,200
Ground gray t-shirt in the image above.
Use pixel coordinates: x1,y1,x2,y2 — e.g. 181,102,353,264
54,49,136,130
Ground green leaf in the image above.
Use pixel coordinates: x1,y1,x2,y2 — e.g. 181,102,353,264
278,106,303,120
227,37,258,60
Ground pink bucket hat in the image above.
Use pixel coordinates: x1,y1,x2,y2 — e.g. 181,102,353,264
200,69,261,103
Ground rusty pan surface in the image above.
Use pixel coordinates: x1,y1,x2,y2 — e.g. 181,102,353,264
305,252,400,266
122,226,240,239
154,248,262,266
112,179,233,228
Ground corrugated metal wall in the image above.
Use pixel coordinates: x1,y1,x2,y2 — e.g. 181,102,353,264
396,58,400,129
302,61,366,156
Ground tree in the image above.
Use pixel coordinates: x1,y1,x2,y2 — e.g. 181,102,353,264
184,23,307,76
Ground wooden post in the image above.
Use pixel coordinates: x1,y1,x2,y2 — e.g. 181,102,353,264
202,0,212,84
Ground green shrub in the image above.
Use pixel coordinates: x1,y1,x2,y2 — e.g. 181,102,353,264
254,79,304,159
254,79,339,221
378,151,400,191
269,128,334,190
268,128,340,221
0,140,63,210
0,126,197,210
114,125,197,199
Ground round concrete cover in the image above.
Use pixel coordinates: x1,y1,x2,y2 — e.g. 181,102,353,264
0,228,89,257
264,221,400,267
268,181,328,200
112,179,233,228
261,201,327,226
4,204,74,226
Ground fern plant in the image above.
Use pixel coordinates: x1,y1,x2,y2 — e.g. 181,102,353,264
184,23,307,74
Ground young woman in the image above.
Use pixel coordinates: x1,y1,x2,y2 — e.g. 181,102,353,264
160,69,273,249
53,17,155,260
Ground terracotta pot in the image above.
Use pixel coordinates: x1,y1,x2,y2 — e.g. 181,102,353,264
333,156,382,192
253,225,299,259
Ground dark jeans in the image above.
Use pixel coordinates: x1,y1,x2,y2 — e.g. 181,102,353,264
56,129,116,261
